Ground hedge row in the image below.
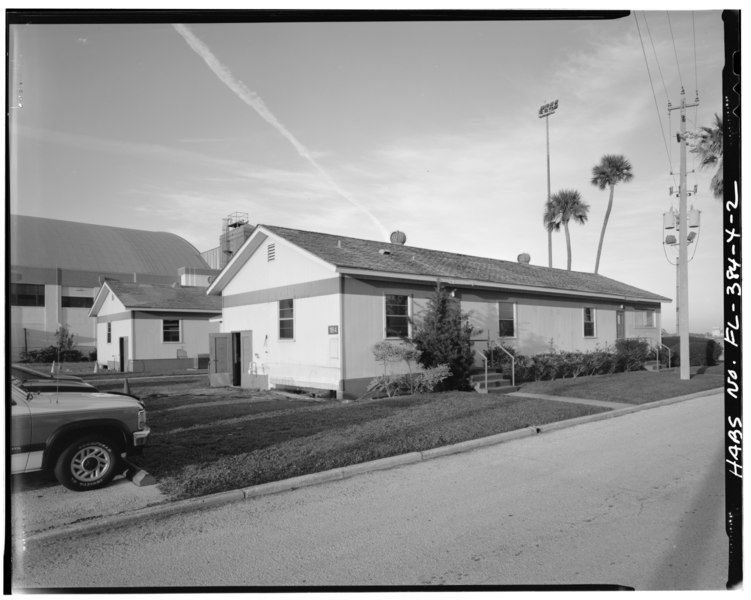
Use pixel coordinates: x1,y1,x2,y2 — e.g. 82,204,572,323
482,336,721,383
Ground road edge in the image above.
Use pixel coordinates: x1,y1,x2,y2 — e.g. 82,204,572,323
17,387,723,543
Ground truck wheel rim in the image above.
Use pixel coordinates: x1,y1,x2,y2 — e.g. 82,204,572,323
71,446,111,482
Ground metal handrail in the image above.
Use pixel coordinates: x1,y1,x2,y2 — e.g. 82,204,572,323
475,349,488,393
655,342,672,371
496,344,516,387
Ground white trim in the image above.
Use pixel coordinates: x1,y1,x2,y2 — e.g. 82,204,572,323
583,307,597,338
279,298,295,341
383,293,412,339
498,300,517,339
162,318,182,343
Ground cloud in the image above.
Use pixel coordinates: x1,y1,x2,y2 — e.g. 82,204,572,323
172,23,390,240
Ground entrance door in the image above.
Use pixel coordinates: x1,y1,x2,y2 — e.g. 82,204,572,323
239,331,254,388
616,310,626,340
118,337,129,372
209,332,232,387
232,332,242,386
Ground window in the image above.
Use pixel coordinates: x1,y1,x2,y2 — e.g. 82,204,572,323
639,309,656,328
106,322,112,344
62,296,93,308
162,319,181,343
10,283,44,307
279,299,294,339
499,301,516,337
385,295,410,338
583,307,596,337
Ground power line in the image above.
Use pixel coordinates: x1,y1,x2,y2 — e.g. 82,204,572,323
644,13,671,106
666,12,685,92
633,11,676,185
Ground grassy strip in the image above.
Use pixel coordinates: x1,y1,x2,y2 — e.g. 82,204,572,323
133,392,607,500
517,366,723,404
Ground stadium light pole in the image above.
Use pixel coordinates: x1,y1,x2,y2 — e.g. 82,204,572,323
539,100,559,268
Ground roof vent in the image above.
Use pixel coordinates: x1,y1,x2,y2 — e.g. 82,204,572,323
379,249,392,256
517,253,531,264
390,231,407,245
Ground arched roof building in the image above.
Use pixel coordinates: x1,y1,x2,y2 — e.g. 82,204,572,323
9,215,215,360
10,215,209,287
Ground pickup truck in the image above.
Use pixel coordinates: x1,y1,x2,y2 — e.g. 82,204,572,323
10,380,151,491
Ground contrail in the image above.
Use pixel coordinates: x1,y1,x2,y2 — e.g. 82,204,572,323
173,24,390,240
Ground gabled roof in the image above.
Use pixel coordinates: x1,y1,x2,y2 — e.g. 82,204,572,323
90,280,222,316
209,224,670,304
10,215,209,275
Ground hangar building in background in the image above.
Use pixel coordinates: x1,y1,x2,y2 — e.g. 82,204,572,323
9,214,216,361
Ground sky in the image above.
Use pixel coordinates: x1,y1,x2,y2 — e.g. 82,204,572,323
7,9,730,335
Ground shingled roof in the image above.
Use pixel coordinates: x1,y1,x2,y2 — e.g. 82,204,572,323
211,225,669,304
91,280,222,316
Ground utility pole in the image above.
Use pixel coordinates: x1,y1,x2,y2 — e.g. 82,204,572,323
668,89,699,381
539,100,558,268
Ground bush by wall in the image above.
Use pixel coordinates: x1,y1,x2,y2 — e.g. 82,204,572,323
615,338,651,372
662,335,723,367
483,338,656,383
367,365,452,398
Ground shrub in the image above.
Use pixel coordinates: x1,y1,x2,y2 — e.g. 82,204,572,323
412,282,475,391
615,338,651,372
662,335,724,367
367,364,451,398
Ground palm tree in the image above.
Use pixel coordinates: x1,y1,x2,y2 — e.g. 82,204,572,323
691,113,723,199
590,154,634,274
545,189,590,271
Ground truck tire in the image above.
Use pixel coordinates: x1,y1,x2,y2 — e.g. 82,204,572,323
54,435,121,491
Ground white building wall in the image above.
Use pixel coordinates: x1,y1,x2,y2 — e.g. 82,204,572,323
223,294,341,390
222,234,336,296
220,231,342,390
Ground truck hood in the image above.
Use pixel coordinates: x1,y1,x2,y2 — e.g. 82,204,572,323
27,391,144,411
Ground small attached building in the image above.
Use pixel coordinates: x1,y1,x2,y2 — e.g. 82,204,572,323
90,280,222,373
206,225,670,399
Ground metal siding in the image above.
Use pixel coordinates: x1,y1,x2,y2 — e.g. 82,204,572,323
10,215,208,275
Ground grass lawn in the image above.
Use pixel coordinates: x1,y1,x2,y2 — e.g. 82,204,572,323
131,390,608,500
518,365,724,404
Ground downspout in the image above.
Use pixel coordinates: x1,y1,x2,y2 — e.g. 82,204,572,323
338,274,346,400
130,311,136,373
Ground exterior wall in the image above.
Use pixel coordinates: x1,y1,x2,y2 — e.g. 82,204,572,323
339,277,663,399
9,306,51,359
94,291,218,371
131,312,219,360
223,294,341,390
96,316,132,370
222,234,336,296
341,277,435,386
9,284,97,360
220,234,341,391
9,265,182,360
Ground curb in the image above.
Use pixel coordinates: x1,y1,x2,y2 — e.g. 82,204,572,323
20,387,723,544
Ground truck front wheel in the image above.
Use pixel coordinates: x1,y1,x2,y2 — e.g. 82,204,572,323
54,436,121,491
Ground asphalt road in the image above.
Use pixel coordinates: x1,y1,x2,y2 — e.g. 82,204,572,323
11,392,727,591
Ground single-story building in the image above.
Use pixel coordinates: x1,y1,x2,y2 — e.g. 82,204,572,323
90,279,222,373
206,225,670,399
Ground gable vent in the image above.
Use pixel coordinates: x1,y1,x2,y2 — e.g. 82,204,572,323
267,243,276,261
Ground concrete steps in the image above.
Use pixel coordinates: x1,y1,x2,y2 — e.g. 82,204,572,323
471,371,519,395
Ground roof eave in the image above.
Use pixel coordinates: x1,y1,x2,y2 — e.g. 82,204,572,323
335,267,670,304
